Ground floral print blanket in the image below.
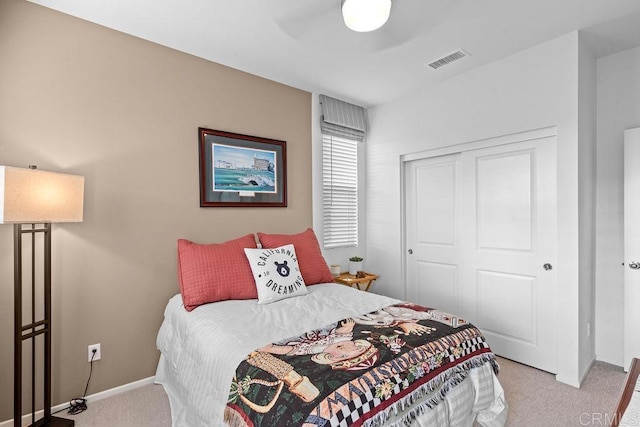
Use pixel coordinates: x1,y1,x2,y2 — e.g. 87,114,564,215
225,302,498,427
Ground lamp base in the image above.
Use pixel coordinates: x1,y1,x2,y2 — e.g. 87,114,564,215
30,416,75,427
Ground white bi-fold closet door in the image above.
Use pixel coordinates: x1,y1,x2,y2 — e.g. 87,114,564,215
404,130,558,373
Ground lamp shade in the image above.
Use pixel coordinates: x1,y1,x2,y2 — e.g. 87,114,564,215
342,0,391,32
0,166,84,224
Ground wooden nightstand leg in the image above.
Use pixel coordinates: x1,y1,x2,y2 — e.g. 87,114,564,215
367,279,378,291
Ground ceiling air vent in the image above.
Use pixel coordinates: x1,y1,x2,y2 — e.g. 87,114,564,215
427,49,470,70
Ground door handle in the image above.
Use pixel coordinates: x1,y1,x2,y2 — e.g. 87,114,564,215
630,262,640,270
543,263,553,271
408,249,413,255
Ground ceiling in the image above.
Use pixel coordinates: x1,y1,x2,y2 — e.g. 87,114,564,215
27,0,640,108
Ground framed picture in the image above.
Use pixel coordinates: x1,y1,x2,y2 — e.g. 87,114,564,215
198,128,287,207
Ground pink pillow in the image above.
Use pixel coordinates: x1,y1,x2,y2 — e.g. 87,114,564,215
257,228,334,285
177,234,258,311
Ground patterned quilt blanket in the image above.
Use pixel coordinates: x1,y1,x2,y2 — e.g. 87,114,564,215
225,302,498,427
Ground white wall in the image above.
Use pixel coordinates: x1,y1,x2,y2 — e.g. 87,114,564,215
365,32,590,386
578,39,598,377
595,46,640,366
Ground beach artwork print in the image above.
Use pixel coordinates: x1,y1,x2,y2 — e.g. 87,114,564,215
212,143,277,194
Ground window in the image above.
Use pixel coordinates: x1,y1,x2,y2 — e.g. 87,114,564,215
322,134,358,249
319,94,366,250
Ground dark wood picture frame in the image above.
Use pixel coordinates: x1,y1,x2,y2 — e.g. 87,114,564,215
198,127,287,207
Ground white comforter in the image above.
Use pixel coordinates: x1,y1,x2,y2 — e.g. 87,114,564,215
155,283,507,426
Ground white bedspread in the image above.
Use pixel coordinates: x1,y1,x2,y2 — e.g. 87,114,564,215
155,283,507,426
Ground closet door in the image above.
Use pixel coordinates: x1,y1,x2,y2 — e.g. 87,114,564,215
405,135,558,373
405,153,462,316
624,127,640,371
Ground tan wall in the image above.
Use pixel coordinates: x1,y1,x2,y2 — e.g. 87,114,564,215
0,0,312,420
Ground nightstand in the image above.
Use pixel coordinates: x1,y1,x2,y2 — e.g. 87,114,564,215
334,272,378,291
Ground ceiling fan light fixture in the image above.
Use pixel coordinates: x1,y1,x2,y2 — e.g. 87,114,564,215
342,0,392,32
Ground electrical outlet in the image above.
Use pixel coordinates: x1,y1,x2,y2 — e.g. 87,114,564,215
88,343,101,362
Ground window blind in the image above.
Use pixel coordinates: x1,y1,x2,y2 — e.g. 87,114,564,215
322,134,358,249
319,95,367,143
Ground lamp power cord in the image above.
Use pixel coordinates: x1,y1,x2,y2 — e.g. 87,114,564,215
53,348,96,416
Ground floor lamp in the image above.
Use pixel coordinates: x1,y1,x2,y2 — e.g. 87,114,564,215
0,165,84,427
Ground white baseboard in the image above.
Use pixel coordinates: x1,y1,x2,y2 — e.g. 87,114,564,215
596,354,624,368
0,376,156,427
555,357,599,389
555,373,582,388
579,358,596,386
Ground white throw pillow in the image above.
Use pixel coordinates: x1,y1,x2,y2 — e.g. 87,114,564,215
244,244,308,304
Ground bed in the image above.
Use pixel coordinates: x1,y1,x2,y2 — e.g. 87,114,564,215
155,230,507,426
